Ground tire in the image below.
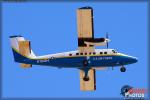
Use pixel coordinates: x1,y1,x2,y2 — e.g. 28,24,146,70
120,67,126,72
83,76,89,81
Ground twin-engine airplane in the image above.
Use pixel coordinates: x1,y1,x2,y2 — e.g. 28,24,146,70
10,7,138,91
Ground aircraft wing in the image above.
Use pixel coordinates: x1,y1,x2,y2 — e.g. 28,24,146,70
77,7,96,91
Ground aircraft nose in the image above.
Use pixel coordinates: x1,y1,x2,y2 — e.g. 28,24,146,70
129,56,138,63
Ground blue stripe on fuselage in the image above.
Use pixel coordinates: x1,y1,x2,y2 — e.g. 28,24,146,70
12,48,132,68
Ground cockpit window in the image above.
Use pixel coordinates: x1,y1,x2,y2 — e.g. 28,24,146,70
100,52,103,54
112,50,117,53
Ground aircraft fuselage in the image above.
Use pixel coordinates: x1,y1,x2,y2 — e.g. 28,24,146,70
13,48,138,68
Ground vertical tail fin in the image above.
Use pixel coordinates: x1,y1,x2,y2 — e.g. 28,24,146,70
10,35,25,52
9,35,36,67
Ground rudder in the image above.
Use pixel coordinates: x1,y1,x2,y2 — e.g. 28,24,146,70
10,35,36,68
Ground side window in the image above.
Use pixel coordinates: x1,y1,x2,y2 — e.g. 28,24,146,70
69,54,72,56
85,53,87,55
80,53,83,55
76,53,79,55
104,52,107,54
89,52,91,55
93,52,96,55
100,52,103,54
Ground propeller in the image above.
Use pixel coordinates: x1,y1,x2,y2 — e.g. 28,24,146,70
106,32,109,49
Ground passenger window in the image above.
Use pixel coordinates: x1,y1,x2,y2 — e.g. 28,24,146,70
69,54,72,56
100,52,103,54
80,53,83,55
76,53,79,55
104,52,107,54
89,52,91,55
85,53,87,55
93,52,96,55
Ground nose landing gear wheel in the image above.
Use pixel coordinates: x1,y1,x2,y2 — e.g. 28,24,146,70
120,67,126,72
83,76,89,81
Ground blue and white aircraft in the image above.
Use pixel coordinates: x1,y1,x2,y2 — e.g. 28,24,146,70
10,7,138,90
10,35,138,79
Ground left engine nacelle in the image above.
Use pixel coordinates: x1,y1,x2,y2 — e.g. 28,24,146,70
78,38,110,47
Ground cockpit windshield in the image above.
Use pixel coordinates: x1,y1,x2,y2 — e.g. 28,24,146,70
112,50,117,53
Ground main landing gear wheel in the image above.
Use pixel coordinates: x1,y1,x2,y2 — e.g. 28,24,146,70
83,76,89,81
120,67,126,72
83,60,89,66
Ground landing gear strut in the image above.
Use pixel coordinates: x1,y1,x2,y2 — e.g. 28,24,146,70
83,69,90,81
82,59,90,81
120,66,126,72
83,60,89,66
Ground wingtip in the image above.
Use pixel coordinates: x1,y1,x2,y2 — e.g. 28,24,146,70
78,6,93,10
9,35,23,38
